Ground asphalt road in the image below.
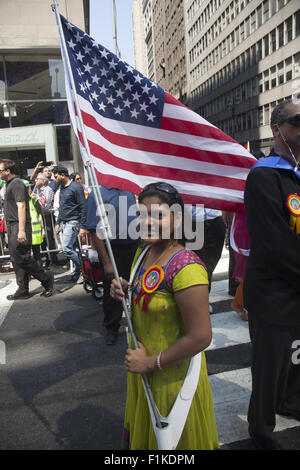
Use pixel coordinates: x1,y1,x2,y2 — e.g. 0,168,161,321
0,267,127,450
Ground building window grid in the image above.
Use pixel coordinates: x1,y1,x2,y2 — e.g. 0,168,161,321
190,12,298,87
189,2,297,68
214,92,290,135
191,52,299,128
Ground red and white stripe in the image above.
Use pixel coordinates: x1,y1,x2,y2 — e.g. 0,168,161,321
72,92,256,212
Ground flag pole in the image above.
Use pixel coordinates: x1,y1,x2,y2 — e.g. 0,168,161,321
111,0,121,58
51,0,163,431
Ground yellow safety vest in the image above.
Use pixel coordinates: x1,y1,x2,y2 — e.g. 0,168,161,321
29,196,43,245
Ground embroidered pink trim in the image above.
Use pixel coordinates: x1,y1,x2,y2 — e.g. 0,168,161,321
165,250,207,291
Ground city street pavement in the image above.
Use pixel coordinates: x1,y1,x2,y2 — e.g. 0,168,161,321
0,266,127,450
0,251,299,451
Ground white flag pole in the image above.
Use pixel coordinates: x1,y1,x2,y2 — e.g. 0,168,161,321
51,0,164,432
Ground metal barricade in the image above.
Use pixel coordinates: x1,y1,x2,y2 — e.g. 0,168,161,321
40,209,61,256
0,209,62,262
0,208,93,267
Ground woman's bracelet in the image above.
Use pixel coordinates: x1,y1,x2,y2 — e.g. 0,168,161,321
156,351,163,370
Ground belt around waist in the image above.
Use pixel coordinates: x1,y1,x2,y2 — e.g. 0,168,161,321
61,219,79,223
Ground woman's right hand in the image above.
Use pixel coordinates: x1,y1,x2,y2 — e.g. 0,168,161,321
110,277,128,301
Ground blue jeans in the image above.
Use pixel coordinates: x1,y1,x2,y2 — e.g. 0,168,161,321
61,220,81,275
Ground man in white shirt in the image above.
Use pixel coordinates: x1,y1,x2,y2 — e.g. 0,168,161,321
33,173,58,267
192,207,226,295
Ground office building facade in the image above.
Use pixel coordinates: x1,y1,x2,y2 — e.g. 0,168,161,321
133,0,188,102
152,0,187,101
0,0,89,176
185,0,300,154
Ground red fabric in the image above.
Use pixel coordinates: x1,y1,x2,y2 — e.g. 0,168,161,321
0,217,6,233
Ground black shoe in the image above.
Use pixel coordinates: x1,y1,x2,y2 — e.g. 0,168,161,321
41,272,54,297
105,330,118,346
7,291,30,301
249,432,283,450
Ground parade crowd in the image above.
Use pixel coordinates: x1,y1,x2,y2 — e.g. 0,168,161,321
0,99,300,450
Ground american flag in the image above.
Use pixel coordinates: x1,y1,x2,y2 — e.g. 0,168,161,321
58,14,256,212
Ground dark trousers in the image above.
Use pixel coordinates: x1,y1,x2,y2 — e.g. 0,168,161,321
32,244,42,268
247,314,300,441
7,223,50,293
228,245,239,296
194,216,226,292
41,212,58,265
103,241,138,332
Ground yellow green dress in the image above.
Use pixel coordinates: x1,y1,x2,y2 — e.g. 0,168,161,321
122,246,219,450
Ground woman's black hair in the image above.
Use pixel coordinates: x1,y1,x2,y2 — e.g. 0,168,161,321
70,172,81,181
138,182,191,246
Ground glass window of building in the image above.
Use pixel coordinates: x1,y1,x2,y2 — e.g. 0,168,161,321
278,61,284,84
250,11,256,33
278,23,284,47
271,29,277,52
263,0,270,23
252,76,258,96
264,35,270,56
285,57,292,81
245,17,250,38
264,70,270,90
271,65,277,87
251,44,257,64
264,104,270,126
257,40,263,61
270,101,277,113
0,101,70,129
0,53,73,168
286,16,293,42
293,53,300,78
257,5,263,27
247,110,252,129
270,0,277,16
297,10,300,36
259,73,263,93
4,54,66,101
253,108,258,128
240,22,245,42
258,107,263,126
247,80,252,98
0,57,5,94
0,53,69,129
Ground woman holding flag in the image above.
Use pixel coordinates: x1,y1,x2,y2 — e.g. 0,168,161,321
110,182,219,450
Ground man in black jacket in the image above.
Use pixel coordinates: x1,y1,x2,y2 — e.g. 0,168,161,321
53,165,87,282
244,99,300,449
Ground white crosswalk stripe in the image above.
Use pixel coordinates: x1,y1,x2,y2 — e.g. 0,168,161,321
208,249,299,446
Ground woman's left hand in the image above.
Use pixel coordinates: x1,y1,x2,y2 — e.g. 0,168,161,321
125,342,154,374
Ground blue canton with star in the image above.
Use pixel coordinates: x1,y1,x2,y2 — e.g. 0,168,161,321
61,15,165,128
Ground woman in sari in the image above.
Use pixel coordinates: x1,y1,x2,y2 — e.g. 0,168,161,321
110,182,219,450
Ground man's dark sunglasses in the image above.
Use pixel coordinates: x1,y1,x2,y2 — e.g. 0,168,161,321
282,114,300,127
